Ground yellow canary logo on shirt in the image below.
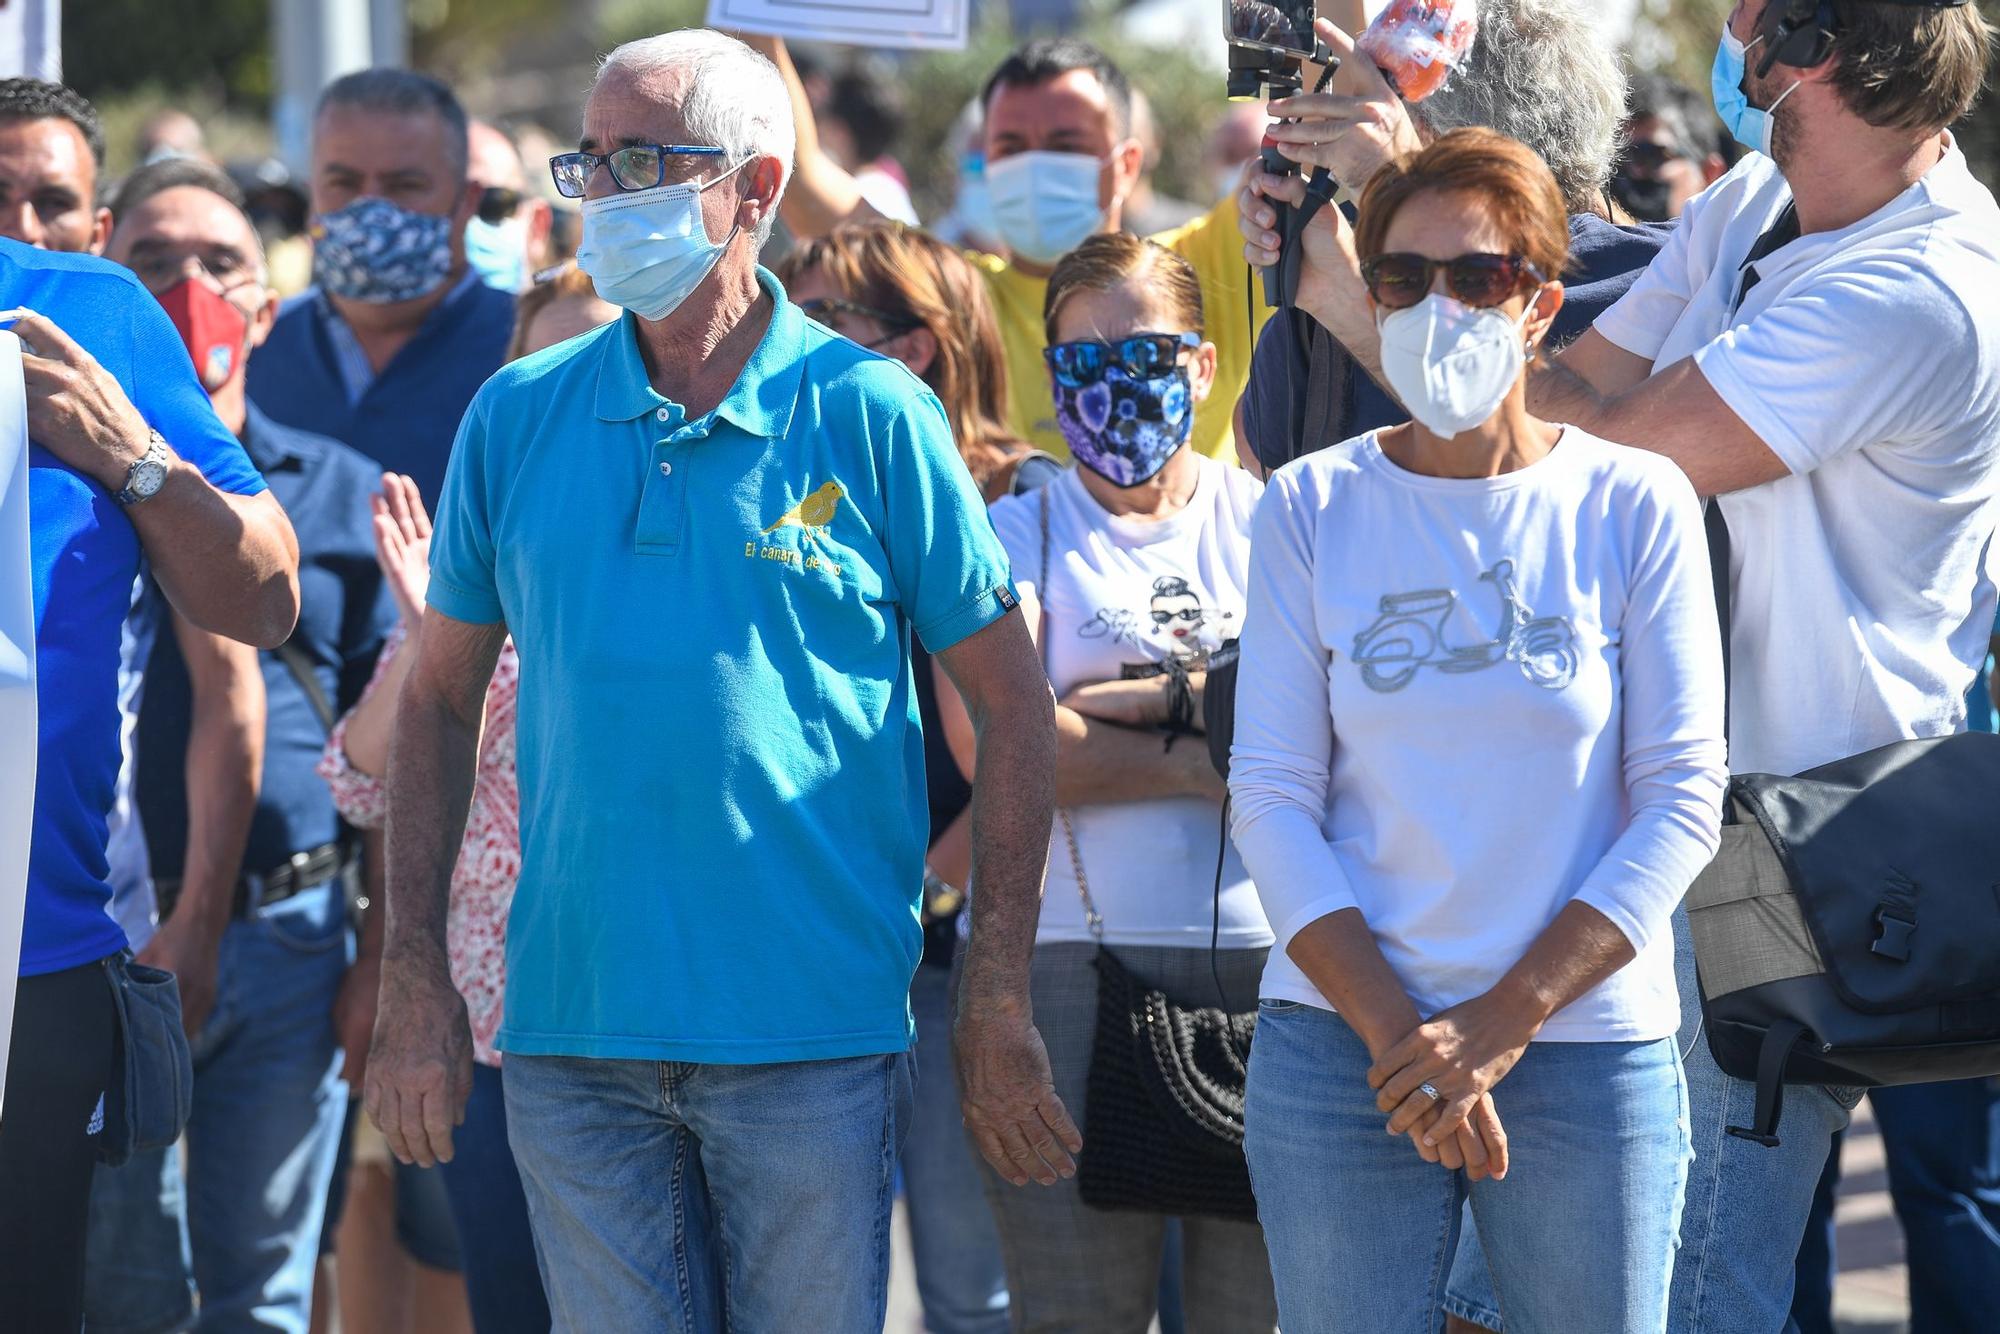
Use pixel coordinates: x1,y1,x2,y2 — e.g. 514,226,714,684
747,480,846,574
763,481,845,539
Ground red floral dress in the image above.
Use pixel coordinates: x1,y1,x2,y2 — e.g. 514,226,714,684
318,625,520,1067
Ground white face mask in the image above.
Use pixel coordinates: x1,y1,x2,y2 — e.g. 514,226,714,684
984,151,1107,266
576,160,748,321
1377,294,1540,439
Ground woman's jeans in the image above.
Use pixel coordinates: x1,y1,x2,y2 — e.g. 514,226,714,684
962,941,1279,1334
1245,1001,1689,1334
904,960,1011,1334
437,1061,551,1334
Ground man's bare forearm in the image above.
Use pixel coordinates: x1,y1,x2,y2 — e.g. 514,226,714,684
958,690,1058,1008
141,477,300,649
1526,356,1612,431
382,616,502,971
169,616,264,945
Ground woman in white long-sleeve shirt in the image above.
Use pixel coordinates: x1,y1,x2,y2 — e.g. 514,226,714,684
1229,128,1726,1334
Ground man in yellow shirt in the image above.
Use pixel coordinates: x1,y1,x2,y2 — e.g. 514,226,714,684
757,34,1267,464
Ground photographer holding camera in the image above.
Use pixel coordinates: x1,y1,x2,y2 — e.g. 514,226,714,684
1241,3,2000,1332
1238,0,1654,474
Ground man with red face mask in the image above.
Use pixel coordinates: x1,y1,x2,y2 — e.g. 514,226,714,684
86,157,396,1334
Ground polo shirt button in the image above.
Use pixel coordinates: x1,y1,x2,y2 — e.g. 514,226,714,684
659,461,672,476
656,408,671,422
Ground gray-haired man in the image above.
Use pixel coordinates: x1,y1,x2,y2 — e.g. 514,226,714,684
363,30,1074,1330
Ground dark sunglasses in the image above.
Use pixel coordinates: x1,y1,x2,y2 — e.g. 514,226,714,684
1359,253,1546,311
1620,141,1686,175
475,186,525,225
548,144,726,199
1044,331,1201,389
1151,607,1203,625
798,296,919,335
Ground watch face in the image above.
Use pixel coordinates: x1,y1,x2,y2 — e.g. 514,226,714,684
131,458,168,497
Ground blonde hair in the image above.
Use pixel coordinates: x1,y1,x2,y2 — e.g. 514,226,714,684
1042,233,1203,344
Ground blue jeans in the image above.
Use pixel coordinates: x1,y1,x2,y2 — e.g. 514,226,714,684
903,963,1009,1334
1446,907,1855,1334
1792,1079,2000,1334
1245,1001,1689,1334
83,883,351,1334
504,1049,913,1332
437,1062,550,1333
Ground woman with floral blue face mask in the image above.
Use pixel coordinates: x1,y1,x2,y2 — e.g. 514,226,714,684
1229,127,1727,1333
939,233,1280,1330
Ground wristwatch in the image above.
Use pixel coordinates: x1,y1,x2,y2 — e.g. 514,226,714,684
115,429,172,507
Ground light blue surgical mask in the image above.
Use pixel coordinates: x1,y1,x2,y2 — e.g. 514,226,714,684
1712,25,1802,158
464,215,528,291
576,160,748,321
985,151,1107,267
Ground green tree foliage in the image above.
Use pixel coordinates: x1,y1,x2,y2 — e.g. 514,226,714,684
65,0,272,108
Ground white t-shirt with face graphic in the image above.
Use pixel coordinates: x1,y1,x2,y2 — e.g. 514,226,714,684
988,457,1274,948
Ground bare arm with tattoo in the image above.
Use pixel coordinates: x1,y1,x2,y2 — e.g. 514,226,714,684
363,608,504,1168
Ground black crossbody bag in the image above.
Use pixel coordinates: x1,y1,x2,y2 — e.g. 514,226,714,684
1037,489,1259,1220
1685,503,2000,1146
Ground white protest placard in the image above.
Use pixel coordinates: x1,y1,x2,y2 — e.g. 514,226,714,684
709,0,969,52
0,331,35,1123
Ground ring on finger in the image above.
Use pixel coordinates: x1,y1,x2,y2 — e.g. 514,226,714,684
1418,1082,1442,1103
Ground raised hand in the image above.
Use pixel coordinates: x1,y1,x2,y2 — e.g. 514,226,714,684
1260,20,1423,192
371,472,432,627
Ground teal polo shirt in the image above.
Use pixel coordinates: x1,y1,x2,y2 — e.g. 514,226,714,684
427,270,1018,1063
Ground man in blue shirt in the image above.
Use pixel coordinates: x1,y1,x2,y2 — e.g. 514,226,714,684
246,69,514,509
365,30,1074,1330
78,158,396,1334
0,205,299,1334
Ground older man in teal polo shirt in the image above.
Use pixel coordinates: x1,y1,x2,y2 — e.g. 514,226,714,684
363,29,1072,1330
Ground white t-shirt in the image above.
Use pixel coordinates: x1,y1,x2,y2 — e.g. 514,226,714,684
1230,430,1727,1042
1594,142,2000,777
989,457,1273,948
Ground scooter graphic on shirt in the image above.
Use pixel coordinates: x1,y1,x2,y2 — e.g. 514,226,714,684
1352,559,1578,694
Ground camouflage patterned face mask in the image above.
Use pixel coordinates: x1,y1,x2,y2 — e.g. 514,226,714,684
311,197,454,304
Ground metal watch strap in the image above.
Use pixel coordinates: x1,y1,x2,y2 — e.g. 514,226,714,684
115,430,172,506
1040,488,1104,941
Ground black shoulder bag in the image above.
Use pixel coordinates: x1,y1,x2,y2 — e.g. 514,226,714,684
1037,489,1259,1220
1685,503,2000,1146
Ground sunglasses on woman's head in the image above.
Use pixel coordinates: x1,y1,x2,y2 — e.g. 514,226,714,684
1044,331,1201,389
1359,253,1546,311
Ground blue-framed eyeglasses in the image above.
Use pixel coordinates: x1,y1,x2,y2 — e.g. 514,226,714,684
1044,331,1201,389
548,144,726,199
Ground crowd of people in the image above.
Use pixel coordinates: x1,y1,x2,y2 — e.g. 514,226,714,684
2,1,1999,1332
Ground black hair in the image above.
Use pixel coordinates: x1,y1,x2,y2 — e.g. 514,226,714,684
1625,73,1732,167
108,157,246,225
1153,575,1194,599
981,39,1132,138
315,68,470,180
0,78,105,167
829,61,907,166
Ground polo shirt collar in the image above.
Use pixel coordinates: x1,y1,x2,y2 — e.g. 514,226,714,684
593,267,803,439
241,401,323,473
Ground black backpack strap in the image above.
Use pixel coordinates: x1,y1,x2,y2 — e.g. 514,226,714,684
1726,1017,1808,1147
1705,499,1733,745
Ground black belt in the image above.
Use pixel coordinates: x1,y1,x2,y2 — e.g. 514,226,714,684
156,842,347,921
